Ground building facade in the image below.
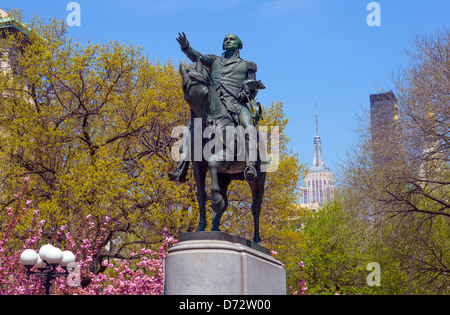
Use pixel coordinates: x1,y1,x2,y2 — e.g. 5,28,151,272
300,107,335,210
0,8,31,197
1,8,30,73
369,91,402,168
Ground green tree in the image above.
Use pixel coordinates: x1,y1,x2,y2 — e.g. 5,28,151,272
300,28,449,295
0,11,305,281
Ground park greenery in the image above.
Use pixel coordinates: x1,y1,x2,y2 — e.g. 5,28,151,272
0,11,304,294
283,27,449,295
0,11,448,295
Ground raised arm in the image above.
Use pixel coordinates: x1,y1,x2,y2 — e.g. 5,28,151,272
176,32,214,67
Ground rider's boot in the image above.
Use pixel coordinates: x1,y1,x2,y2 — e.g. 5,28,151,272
244,133,258,182
168,160,190,183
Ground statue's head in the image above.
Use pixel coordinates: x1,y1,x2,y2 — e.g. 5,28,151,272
222,34,243,51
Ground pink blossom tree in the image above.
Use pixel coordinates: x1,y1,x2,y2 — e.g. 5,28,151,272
0,177,177,295
292,261,310,295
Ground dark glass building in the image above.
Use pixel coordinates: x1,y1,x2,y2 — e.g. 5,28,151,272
370,91,402,168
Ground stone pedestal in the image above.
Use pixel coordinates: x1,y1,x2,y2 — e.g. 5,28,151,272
163,232,286,295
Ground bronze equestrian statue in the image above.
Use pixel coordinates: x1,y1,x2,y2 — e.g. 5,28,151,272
170,33,266,243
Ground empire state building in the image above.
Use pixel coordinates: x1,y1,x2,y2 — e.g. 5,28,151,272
300,107,335,210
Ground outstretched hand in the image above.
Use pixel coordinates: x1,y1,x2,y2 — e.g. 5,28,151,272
177,32,190,50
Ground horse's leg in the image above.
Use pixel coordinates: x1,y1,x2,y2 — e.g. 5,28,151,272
249,168,267,243
211,174,231,231
208,160,226,213
193,161,208,231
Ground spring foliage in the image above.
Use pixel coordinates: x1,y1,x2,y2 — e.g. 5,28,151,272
0,11,304,288
0,177,176,295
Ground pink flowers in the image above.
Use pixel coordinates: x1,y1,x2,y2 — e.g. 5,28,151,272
293,260,310,295
0,178,178,295
67,225,177,295
0,179,45,295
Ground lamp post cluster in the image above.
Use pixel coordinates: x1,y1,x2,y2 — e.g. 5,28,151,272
20,244,76,295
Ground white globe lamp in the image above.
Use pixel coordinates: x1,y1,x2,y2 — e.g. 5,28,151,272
38,244,54,262
20,249,39,269
20,243,78,295
35,256,46,269
61,251,76,268
45,246,63,266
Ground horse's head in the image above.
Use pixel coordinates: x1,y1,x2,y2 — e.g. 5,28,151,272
179,61,210,117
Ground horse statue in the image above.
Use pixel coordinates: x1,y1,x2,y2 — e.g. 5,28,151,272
178,61,267,243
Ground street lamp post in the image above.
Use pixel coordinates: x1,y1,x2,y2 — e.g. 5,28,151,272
20,245,76,295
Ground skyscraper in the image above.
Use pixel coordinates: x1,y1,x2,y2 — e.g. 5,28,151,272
300,106,335,210
370,91,402,168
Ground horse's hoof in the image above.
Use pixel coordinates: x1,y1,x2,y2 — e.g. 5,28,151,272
197,222,207,232
211,198,225,213
211,193,225,212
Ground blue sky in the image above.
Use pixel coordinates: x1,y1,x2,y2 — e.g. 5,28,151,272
2,0,449,180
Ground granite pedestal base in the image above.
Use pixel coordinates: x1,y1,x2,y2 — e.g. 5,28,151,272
163,232,286,295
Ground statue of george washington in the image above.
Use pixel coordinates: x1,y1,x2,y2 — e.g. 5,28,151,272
168,32,263,182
